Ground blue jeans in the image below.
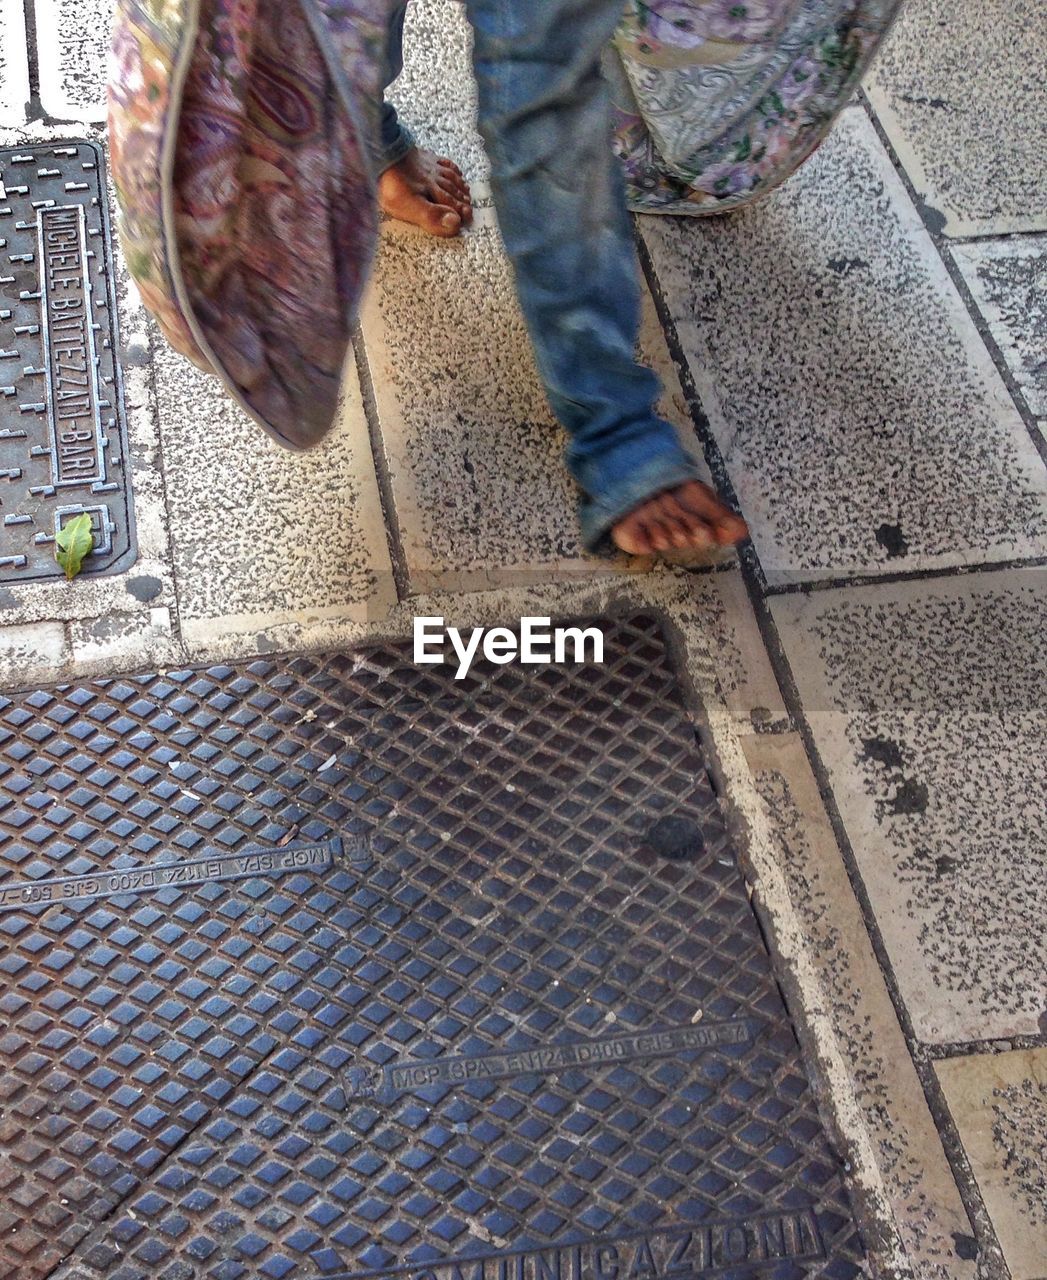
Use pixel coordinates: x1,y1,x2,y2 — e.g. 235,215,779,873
378,3,416,171
379,0,703,551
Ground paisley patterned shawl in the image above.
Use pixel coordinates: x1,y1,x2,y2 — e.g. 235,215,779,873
108,0,390,450
611,0,904,214
108,0,900,449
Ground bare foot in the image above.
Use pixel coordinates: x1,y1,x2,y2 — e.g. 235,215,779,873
611,480,748,556
378,147,473,238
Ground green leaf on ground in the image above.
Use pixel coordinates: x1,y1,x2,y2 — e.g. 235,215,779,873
55,513,95,581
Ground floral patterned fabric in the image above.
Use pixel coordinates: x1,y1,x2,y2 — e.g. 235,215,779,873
109,0,389,449
611,0,903,214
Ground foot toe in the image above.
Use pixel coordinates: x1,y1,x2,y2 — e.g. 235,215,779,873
435,176,472,216
611,480,745,561
645,518,675,553
653,495,698,548
611,515,652,556
409,199,460,236
659,492,714,548
433,207,462,236
715,511,749,544
675,481,748,546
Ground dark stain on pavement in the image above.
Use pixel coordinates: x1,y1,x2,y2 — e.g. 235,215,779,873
875,522,909,559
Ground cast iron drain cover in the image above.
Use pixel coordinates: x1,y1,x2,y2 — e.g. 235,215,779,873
0,616,864,1279
0,141,135,583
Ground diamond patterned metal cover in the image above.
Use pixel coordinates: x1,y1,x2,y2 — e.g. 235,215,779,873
0,615,864,1279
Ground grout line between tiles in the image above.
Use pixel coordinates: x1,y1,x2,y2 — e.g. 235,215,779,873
20,0,40,118
762,556,1047,596
939,228,1047,247
923,1034,1047,1061
351,326,412,603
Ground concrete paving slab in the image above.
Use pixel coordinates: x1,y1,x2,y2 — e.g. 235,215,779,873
0,0,31,127
388,0,490,194
864,0,1047,237
151,339,396,650
0,619,67,685
740,732,976,1279
935,1049,1047,1280
360,208,711,594
951,237,1047,420
68,603,183,674
639,109,1047,585
772,569,1047,1045
694,567,789,733
34,0,110,123
360,211,582,592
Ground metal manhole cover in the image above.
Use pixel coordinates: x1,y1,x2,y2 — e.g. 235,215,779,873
0,141,135,583
0,616,864,1279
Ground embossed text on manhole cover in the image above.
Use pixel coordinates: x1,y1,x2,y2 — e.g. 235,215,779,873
0,617,864,1279
0,141,135,582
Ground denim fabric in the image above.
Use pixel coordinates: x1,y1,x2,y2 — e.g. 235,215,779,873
383,0,704,550
377,2,415,172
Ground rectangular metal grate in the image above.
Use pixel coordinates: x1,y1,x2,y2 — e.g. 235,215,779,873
0,616,864,1278
0,141,135,582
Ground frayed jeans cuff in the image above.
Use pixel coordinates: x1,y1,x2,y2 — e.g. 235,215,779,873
376,123,416,175
577,452,705,555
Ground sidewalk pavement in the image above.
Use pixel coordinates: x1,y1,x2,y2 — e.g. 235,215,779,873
1,1,1044,1278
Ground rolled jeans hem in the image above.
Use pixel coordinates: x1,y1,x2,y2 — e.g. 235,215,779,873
578,450,705,554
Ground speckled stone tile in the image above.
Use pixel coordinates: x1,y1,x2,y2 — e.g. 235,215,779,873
864,0,1047,237
935,1049,1047,1280
639,109,1047,584
360,209,710,592
387,0,489,193
951,237,1047,420
0,0,30,126
151,340,396,646
771,569,1047,1044
360,212,582,591
34,0,110,122
741,733,976,1278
